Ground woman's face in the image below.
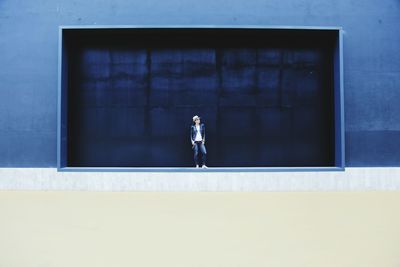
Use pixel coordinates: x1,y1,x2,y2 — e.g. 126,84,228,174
195,118,200,124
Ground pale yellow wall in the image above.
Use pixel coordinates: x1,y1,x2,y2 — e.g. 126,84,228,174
1,192,400,267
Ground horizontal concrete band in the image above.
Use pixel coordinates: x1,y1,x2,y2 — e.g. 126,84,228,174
1,167,400,191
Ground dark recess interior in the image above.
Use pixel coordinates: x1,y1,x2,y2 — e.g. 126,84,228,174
65,28,336,167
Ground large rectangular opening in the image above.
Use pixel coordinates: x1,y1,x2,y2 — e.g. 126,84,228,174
58,26,344,171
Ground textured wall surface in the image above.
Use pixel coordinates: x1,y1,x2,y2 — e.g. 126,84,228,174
1,167,400,191
0,0,399,166
66,29,335,167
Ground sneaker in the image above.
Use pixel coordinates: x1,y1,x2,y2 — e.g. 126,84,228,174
202,165,208,169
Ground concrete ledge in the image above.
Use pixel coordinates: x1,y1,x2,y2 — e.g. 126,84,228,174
1,167,400,191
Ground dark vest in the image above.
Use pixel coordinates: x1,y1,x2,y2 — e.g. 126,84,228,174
190,124,205,142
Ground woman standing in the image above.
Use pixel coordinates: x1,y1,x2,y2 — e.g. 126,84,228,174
190,115,207,168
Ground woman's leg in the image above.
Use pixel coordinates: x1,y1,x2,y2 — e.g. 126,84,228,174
200,143,207,165
193,143,199,166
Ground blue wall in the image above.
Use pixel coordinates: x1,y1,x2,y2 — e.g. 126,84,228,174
0,0,399,167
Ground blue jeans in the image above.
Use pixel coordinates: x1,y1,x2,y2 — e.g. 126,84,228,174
193,141,207,166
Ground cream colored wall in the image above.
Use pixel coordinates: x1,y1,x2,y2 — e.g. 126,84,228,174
1,192,400,267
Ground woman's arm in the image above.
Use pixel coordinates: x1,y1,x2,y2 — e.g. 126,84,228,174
202,124,206,143
190,126,194,144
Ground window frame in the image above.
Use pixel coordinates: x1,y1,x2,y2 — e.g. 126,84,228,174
57,25,345,172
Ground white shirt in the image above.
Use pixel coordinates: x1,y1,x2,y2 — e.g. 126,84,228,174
195,125,203,141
